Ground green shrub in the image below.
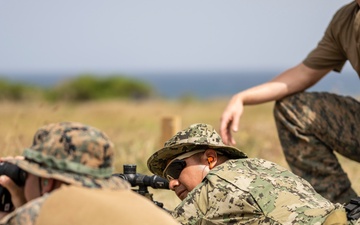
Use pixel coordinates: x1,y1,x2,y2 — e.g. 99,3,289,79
45,75,155,102
0,79,41,101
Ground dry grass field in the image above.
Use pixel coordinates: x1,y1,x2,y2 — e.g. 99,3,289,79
0,99,359,210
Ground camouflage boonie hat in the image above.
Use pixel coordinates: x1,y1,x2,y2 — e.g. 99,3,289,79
147,123,247,177
5,122,129,190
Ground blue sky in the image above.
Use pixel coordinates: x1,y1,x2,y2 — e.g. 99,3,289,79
0,0,354,76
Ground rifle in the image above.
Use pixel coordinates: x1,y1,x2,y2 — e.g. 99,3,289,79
344,196,360,221
112,164,170,209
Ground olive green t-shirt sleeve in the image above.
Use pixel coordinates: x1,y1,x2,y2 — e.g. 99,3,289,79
303,8,347,72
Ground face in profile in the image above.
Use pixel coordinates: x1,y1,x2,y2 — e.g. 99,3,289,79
166,155,209,200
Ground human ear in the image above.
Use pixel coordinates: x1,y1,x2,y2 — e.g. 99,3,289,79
41,178,55,194
204,149,217,169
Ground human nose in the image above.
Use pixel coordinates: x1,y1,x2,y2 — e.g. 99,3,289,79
169,179,180,191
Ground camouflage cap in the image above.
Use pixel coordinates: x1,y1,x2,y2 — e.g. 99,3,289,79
147,123,247,177
5,122,129,190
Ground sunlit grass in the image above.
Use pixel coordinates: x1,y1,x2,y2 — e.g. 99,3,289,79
0,99,358,210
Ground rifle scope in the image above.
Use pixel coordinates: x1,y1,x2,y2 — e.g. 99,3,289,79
113,164,169,190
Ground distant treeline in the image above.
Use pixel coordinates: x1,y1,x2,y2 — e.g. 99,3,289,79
0,75,155,102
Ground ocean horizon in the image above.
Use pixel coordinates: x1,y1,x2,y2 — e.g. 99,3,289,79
1,71,359,99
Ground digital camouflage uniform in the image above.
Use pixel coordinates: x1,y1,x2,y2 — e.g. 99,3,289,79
148,123,349,225
274,92,360,204
0,122,130,225
173,158,340,224
274,1,360,204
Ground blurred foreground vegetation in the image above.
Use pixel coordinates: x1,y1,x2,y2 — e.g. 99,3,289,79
0,74,155,102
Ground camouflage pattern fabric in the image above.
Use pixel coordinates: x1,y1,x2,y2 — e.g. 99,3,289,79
4,122,130,189
147,123,247,178
172,158,341,225
274,92,360,204
0,122,130,225
0,194,48,225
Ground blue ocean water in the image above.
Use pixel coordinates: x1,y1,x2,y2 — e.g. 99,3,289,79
136,71,359,99
2,71,359,99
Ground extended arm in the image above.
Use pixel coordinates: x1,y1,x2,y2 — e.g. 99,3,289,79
220,63,331,145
